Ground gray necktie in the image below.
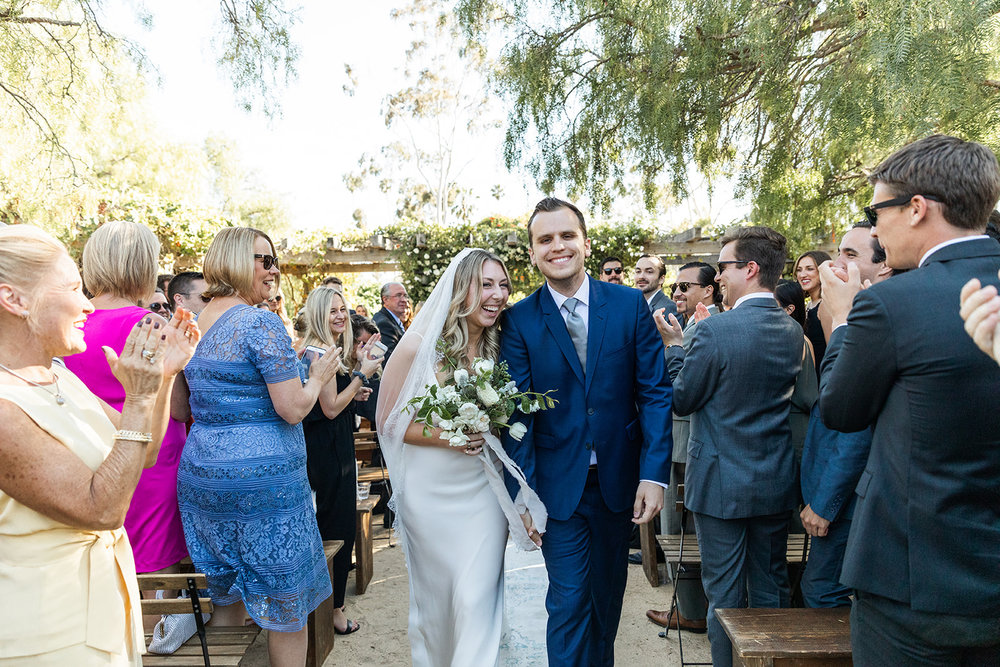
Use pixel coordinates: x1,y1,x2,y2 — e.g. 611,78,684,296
563,297,587,370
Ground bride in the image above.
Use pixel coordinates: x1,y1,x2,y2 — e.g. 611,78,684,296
376,248,547,666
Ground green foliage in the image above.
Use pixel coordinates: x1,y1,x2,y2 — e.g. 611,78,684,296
456,0,1000,239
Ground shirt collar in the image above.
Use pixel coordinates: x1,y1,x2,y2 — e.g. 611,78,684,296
546,278,589,311
918,235,989,267
732,291,774,309
386,309,405,329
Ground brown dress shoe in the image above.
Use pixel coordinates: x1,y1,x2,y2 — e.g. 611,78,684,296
646,608,707,633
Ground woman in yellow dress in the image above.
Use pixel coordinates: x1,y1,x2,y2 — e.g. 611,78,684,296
0,225,199,665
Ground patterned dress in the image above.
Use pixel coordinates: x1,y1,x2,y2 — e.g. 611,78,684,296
177,305,331,631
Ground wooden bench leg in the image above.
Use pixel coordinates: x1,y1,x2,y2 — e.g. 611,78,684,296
639,520,661,587
307,540,343,667
355,507,374,595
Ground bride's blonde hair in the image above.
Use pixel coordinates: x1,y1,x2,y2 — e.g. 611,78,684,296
440,249,509,369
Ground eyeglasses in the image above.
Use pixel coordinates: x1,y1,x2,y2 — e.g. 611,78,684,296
864,194,943,227
671,282,707,293
149,302,170,314
388,292,408,300
602,267,623,275
717,260,749,274
254,254,280,271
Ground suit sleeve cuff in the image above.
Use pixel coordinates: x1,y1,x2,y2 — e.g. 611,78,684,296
640,478,669,489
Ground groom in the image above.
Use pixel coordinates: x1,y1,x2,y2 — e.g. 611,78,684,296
501,197,673,666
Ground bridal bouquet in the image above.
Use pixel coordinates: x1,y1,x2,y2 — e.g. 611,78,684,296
405,354,556,447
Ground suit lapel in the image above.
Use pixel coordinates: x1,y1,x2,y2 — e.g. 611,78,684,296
539,285,586,384
585,277,607,396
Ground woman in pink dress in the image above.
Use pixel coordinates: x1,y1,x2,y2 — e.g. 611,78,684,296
64,221,189,575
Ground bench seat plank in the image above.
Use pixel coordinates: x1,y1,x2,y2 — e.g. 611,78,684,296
716,608,851,665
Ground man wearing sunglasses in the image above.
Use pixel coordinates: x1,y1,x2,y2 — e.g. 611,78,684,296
654,227,804,667
817,134,1000,665
168,271,209,316
598,256,624,285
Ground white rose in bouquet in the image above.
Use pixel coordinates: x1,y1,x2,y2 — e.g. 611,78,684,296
440,385,459,402
509,422,528,441
454,369,470,386
458,402,480,421
473,358,495,375
447,432,470,447
502,380,517,395
475,414,491,432
476,383,501,407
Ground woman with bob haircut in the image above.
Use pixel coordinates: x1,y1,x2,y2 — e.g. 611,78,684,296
299,286,383,636
64,221,192,578
0,225,198,665
177,227,341,666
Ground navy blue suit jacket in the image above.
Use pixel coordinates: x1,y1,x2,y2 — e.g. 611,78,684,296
500,277,674,521
799,403,871,522
820,237,1000,615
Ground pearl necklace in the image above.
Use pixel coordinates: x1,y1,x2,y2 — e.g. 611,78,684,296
0,362,65,406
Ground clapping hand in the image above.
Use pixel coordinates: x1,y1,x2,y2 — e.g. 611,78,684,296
652,309,684,347
161,308,201,376
960,271,1000,364
818,260,863,328
356,333,384,378
308,345,342,386
690,302,713,324
520,510,543,547
105,317,169,400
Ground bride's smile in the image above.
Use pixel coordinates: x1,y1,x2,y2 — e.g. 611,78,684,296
464,259,511,334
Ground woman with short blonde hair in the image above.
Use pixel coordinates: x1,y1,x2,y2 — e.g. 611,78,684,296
178,227,343,666
82,221,160,303
0,224,198,665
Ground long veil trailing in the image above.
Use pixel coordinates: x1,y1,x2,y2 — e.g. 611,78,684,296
375,248,547,554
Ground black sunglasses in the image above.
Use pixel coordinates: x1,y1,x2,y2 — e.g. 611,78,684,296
254,254,280,271
671,282,707,293
602,267,623,275
864,194,944,227
717,260,749,274
149,302,170,314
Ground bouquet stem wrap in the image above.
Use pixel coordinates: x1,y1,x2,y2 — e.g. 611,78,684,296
479,432,547,551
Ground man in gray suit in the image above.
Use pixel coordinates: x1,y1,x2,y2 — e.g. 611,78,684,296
655,227,802,667
819,134,1000,664
634,254,678,320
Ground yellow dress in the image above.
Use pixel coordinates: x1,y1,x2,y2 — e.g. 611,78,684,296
0,366,144,665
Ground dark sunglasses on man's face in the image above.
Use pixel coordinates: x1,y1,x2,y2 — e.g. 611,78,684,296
671,282,707,294
254,253,280,271
602,267,623,275
149,302,170,314
863,193,944,227
717,260,749,275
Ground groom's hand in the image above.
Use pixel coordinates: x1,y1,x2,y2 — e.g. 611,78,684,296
632,481,664,524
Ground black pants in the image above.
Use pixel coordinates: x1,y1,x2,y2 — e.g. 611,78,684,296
306,435,356,608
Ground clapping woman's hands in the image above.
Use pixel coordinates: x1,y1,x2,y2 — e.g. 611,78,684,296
308,345,342,386
104,317,169,400
357,333,384,378
161,308,201,376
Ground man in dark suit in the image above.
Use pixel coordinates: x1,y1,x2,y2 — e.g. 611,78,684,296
655,227,803,667
372,281,408,363
819,134,1000,663
634,253,678,321
501,197,673,667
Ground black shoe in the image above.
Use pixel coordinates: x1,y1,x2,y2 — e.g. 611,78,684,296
628,552,643,565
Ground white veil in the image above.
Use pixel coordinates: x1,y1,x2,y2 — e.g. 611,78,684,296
375,248,547,553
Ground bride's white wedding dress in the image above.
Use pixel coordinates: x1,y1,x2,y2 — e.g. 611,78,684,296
376,249,547,667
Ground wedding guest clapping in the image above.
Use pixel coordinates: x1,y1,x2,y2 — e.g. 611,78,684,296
960,269,1000,364
64,221,191,577
0,225,198,664
176,227,339,665
299,286,383,636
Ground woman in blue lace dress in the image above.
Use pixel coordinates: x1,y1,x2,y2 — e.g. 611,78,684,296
177,228,340,666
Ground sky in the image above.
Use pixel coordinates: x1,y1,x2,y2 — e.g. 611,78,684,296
103,2,747,236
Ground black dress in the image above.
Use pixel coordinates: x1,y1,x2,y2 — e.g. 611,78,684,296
804,303,826,380
303,372,357,608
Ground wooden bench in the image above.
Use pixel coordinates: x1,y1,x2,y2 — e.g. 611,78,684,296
716,607,852,666
657,533,811,568
306,539,345,667
355,496,379,594
139,573,260,667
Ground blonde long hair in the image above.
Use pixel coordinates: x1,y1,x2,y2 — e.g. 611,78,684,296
300,286,354,374
440,249,508,369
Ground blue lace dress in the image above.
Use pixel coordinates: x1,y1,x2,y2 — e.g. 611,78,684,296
177,305,331,631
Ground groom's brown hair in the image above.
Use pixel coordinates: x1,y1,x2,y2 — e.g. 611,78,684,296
527,197,587,242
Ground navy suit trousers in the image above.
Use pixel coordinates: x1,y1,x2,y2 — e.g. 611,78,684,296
800,517,852,608
694,511,791,667
541,469,632,667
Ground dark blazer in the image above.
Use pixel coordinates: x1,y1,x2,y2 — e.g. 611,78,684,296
799,405,871,522
819,237,1000,615
372,307,405,364
666,298,802,519
500,277,674,521
647,289,678,319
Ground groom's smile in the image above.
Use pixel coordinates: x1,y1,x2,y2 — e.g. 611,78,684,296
528,207,591,294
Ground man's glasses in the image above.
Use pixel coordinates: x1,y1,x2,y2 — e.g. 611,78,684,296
602,267,623,275
671,282,707,293
149,302,170,314
254,254,280,271
717,260,749,274
388,293,408,300
864,194,943,227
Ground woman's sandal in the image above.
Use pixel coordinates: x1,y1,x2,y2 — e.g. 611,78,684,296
334,619,361,635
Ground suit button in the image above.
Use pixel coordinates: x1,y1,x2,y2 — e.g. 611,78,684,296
587,408,595,416
585,443,593,450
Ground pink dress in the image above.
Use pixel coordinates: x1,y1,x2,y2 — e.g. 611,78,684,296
63,306,189,573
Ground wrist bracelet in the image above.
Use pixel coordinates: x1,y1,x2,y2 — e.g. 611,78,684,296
351,370,370,387
113,429,153,443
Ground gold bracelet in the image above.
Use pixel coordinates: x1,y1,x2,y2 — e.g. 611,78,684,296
113,429,153,443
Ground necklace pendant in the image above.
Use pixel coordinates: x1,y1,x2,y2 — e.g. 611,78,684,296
55,394,65,406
